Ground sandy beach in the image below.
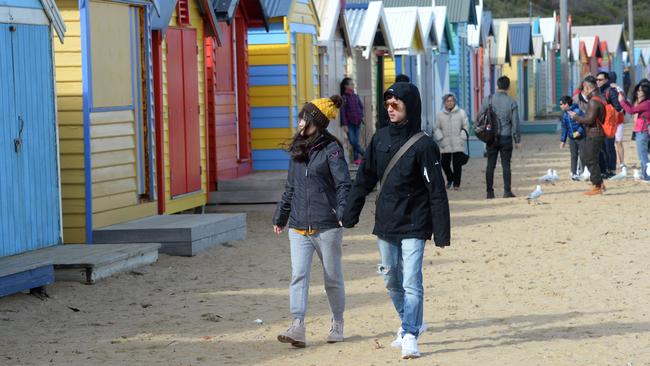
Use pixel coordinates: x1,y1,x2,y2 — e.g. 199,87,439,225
2,133,650,366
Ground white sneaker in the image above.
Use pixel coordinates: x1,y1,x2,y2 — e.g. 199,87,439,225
390,323,428,348
401,333,420,359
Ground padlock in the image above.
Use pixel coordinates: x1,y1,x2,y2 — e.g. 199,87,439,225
14,138,22,153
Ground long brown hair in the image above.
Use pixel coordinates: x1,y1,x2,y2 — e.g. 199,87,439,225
286,96,344,162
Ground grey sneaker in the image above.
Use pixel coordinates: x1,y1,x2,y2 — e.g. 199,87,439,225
327,319,344,343
277,319,306,348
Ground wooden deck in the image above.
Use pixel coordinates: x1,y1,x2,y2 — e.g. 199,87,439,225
0,243,161,288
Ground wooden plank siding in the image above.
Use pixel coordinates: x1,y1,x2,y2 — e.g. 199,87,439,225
161,0,208,214
54,1,85,243
384,56,396,91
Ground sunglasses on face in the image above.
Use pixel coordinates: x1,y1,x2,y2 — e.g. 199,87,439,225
596,78,606,82
384,100,403,110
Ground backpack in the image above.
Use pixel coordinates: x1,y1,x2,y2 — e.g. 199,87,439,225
475,96,499,144
591,95,618,138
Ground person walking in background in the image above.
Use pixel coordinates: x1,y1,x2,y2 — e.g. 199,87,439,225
342,82,450,360
273,95,351,348
479,76,522,199
559,96,586,180
434,93,469,190
569,76,607,195
595,72,623,178
340,77,365,165
616,82,650,181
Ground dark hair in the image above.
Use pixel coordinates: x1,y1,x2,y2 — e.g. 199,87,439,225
286,96,343,162
395,74,410,83
560,95,573,105
340,77,352,95
497,76,510,90
635,83,650,104
596,71,609,80
583,75,597,88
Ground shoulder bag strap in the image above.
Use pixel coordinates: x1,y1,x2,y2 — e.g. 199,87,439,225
377,132,426,198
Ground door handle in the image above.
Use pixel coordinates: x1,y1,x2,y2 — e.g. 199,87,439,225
14,116,24,153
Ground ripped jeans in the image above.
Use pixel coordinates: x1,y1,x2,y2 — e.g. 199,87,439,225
377,238,425,337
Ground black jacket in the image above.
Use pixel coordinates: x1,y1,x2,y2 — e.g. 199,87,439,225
342,83,451,246
273,138,351,230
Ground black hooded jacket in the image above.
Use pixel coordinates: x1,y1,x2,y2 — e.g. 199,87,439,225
342,83,451,246
273,136,351,230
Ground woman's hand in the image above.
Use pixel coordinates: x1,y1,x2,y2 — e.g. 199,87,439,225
618,92,625,102
273,225,284,235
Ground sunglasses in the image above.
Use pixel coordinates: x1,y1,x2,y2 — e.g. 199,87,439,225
596,78,606,82
384,100,404,110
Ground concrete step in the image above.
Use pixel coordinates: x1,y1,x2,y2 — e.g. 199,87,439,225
210,190,284,204
93,214,246,257
0,255,54,297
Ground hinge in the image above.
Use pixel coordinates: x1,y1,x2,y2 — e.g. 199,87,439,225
198,105,200,113
196,45,199,55
200,166,203,175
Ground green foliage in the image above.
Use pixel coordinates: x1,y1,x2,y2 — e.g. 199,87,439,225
486,0,650,39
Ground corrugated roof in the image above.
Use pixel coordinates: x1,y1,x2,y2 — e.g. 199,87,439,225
538,16,556,44
508,22,532,55
151,0,178,33
346,1,393,58
480,10,493,45
435,0,476,25
491,20,510,64
346,0,433,6
417,7,437,48
433,5,453,53
384,7,423,54
532,34,544,59
261,0,292,18
315,0,351,47
346,7,366,48
571,24,626,53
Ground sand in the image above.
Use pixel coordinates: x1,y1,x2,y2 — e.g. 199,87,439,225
1,134,650,366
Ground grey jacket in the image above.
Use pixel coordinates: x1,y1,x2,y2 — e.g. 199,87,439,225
479,91,521,144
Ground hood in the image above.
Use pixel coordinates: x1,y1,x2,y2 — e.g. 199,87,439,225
383,82,422,135
442,105,459,115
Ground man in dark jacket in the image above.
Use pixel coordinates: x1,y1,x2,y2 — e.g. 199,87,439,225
479,76,522,199
596,71,623,177
569,75,606,195
342,82,450,359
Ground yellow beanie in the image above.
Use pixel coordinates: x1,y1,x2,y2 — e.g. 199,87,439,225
310,95,343,120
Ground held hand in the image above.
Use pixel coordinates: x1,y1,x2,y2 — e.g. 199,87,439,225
343,125,349,133
618,92,625,102
273,225,284,235
338,221,343,227
567,111,576,119
560,142,565,149
515,143,523,150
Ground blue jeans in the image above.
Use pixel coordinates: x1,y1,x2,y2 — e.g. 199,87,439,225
377,238,425,337
636,132,649,180
288,228,345,322
346,124,365,161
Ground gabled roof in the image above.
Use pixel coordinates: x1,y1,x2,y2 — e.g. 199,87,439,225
538,16,556,44
198,0,223,45
260,0,292,18
417,7,438,49
532,34,544,59
480,10,493,46
39,0,66,43
635,48,647,67
346,1,394,58
580,36,601,58
314,0,351,48
572,24,626,53
435,0,477,25
214,0,239,21
491,19,510,64
467,2,482,48
384,7,426,55
433,5,454,54
151,0,177,33
508,22,533,56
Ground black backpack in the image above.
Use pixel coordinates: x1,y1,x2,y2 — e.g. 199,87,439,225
475,96,499,145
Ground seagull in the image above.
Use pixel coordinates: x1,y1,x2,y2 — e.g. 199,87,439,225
609,166,627,180
539,169,558,184
527,185,543,204
580,167,591,182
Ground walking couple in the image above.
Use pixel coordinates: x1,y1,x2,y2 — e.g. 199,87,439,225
272,83,451,359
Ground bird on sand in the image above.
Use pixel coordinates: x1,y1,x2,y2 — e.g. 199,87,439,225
527,185,543,204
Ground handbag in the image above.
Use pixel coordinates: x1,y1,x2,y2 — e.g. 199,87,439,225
376,132,427,199
457,128,470,166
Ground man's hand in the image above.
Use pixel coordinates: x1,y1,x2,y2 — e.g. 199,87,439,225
567,111,576,119
515,143,523,150
273,225,284,235
343,125,349,133
560,142,565,149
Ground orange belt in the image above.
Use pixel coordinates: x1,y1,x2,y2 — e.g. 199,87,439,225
293,229,319,236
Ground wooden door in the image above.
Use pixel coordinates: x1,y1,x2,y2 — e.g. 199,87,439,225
0,23,60,256
166,27,201,197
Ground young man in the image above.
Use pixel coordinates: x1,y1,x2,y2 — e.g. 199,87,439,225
479,76,522,199
559,96,586,180
568,75,607,195
342,82,450,359
596,71,623,177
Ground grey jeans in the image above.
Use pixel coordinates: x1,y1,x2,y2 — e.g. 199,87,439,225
288,228,345,322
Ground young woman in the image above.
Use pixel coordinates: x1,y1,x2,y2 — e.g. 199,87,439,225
339,77,365,165
433,93,469,190
273,95,351,347
617,83,650,181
